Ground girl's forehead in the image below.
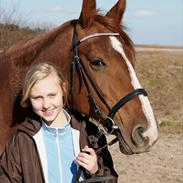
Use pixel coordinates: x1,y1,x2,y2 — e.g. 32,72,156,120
31,75,61,92
38,73,60,84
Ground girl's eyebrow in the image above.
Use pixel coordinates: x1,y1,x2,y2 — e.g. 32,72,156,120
31,91,57,98
30,94,42,98
48,92,57,95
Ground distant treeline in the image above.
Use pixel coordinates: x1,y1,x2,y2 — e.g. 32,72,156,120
0,23,46,49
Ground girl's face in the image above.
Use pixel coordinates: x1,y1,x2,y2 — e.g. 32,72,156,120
30,74,64,125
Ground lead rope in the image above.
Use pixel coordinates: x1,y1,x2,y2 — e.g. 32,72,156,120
74,130,118,183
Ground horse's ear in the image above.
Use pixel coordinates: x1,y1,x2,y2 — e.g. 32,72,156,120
78,0,96,28
106,0,126,24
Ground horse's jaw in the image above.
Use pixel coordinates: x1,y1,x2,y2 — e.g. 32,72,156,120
116,128,158,155
117,131,134,155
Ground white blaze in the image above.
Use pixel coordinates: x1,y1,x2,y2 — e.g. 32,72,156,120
110,36,158,145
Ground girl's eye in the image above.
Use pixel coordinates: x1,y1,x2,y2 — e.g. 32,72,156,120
32,96,42,100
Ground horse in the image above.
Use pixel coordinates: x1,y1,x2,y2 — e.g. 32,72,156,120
0,0,158,155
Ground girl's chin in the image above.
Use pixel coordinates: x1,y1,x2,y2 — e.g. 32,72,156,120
41,111,55,118
42,115,55,123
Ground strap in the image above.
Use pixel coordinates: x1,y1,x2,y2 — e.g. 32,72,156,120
71,25,111,118
74,136,118,183
108,88,148,118
76,175,116,183
96,137,118,155
74,168,82,183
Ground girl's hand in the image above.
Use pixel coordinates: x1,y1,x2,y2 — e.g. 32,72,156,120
75,145,98,174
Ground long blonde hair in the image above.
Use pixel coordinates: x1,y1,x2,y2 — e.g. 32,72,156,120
21,62,68,108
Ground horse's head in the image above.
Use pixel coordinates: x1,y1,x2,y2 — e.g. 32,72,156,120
69,0,158,154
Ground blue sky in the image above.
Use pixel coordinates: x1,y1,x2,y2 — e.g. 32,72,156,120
1,0,183,46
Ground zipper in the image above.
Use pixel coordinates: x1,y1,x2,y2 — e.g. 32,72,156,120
56,129,63,183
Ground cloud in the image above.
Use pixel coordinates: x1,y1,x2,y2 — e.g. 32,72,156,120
46,6,77,14
134,10,159,17
46,6,64,13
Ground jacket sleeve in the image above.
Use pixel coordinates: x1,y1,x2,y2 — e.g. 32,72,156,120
0,135,23,182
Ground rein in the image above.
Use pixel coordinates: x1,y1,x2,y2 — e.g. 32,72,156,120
71,24,148,182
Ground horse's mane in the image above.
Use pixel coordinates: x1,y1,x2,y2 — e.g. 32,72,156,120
4,24,67,66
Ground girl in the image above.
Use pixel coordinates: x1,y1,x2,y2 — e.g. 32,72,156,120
0,62,117,183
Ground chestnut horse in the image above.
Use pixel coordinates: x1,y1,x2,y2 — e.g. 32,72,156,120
0,0,158,155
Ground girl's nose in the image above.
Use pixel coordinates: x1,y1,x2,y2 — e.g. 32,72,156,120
42,99,50,109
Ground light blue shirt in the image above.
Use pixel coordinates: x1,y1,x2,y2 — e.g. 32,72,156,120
41,118,77,183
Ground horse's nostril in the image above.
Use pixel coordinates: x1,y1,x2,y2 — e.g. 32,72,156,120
132,126,148,147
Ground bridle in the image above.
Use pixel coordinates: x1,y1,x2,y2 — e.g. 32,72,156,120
70,24,148,143
71,25,148,182
70,25,148,133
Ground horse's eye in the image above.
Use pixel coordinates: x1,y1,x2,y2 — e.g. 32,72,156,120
90,59,105,69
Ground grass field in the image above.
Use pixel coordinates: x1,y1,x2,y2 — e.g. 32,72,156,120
135,49,183,134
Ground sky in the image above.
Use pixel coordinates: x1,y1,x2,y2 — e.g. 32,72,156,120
1,0,183,46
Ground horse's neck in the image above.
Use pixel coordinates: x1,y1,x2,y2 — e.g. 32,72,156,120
5,23,71,65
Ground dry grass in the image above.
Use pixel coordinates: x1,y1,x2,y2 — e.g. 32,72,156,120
0,24,46,50
135,50,183,134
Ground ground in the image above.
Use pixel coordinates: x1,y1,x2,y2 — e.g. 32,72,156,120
109,132,183,183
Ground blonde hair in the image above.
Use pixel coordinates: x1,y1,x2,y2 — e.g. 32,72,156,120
21,62,68,108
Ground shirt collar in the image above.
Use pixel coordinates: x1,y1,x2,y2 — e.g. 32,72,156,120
41,109,72,134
